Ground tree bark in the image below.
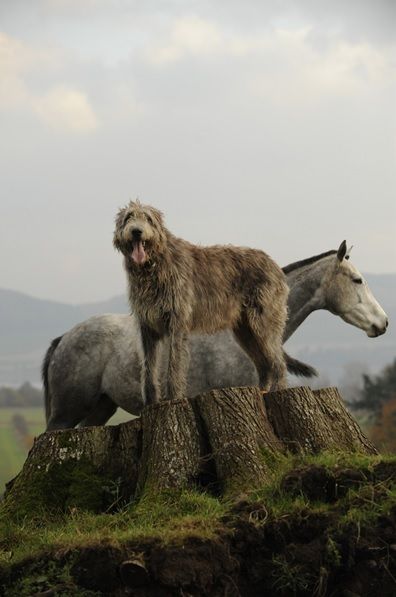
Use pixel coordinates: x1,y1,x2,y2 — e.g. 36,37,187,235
196,387,282,493
265,386,378,455
136,399,202,493
312,387,377,454
3,386,377,515
4,419,142,514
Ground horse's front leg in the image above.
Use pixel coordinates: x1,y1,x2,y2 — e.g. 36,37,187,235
166,323,189,401
140,323,162,405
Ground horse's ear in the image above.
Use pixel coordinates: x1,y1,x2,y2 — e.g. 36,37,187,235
337,240,347,262
345,245,353,260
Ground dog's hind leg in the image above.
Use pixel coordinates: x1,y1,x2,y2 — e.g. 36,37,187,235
233,310,288,391
140,323,162,405
166,325,189,401
233,318,272,390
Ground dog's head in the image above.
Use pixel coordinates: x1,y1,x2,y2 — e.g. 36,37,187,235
113,200,166,265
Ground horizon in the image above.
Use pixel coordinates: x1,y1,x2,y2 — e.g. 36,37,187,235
1,268,396,307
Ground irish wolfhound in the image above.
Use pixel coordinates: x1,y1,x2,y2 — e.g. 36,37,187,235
113,200,289,403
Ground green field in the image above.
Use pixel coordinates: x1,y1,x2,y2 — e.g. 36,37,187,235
0,407,134,495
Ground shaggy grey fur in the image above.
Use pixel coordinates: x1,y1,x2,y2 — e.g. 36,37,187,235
113,200,289,404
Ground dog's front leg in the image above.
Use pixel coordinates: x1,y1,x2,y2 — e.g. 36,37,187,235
140,323,162,405
166,324,189,401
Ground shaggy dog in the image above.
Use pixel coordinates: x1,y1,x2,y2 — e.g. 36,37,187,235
114,200,289,404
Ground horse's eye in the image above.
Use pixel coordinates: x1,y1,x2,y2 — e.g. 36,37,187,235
353,278,363,284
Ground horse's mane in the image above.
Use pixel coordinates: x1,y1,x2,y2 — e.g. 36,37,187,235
283,250,337,274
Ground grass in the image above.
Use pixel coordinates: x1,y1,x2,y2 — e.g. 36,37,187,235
0,408,44,494
0,428,26,485
1,451,395,567
245,450,396,520
301,449,396,470
0,488,226,568
1,451,396,595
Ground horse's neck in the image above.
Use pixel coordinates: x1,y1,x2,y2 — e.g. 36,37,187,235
285,259,329,340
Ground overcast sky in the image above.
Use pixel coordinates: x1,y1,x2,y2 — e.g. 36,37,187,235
1,0,395,304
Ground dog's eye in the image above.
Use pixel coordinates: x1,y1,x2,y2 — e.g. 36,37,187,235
353,278,363,284
147,215,153,224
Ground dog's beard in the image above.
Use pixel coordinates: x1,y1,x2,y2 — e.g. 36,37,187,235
131,240,147,265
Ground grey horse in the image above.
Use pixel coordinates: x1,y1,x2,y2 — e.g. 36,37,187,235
44,241,388,430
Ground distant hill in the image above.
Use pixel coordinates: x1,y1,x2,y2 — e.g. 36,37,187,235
0,273,394,386
0,288,129,385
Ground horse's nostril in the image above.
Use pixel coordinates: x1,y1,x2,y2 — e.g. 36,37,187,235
372,322,387,337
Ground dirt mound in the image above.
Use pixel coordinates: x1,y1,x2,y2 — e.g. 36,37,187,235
2,462,396,596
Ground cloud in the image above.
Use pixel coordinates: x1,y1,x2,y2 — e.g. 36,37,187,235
33,86,98,132
0,31,49,72
147,16,224,64
144,17,395,110
248,29,395,105
0,33,41,108
0,32,99,133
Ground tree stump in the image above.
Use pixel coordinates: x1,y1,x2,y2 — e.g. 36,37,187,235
137,399,202,493
196,387,282,493
3,419,142,515
265,386,377,455
3,386,377,515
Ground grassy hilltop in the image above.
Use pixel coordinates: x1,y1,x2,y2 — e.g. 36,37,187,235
1,451,396,596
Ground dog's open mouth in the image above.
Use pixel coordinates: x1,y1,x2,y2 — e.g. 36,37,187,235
131,240,147,265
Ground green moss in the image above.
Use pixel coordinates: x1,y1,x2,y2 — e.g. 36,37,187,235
2,458,113,519
56,430,77,449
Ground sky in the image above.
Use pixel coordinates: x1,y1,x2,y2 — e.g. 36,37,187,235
0,0,395,304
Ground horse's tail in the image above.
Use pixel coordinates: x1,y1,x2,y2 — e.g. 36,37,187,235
42,336,63,424
284,351,318,378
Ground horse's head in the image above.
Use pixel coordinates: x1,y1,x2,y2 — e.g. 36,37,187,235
324,240,388,337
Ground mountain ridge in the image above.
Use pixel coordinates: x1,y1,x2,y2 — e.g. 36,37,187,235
0,273,394,386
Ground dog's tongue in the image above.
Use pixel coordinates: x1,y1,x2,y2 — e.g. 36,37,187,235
131,241,146,265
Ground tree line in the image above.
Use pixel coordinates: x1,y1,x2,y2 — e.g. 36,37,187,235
0,358,395,413
0,382,43,407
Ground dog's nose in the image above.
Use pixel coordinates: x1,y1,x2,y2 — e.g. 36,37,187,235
132,228,143,239
385,318,389,329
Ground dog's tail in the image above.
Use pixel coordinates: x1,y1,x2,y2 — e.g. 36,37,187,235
284,351,318,378
42,335,63,424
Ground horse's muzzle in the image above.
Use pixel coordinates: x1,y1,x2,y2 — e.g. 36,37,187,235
369,319,388,337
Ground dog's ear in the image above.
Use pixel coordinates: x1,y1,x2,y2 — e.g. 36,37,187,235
149,206,164,227
113,206,128,251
